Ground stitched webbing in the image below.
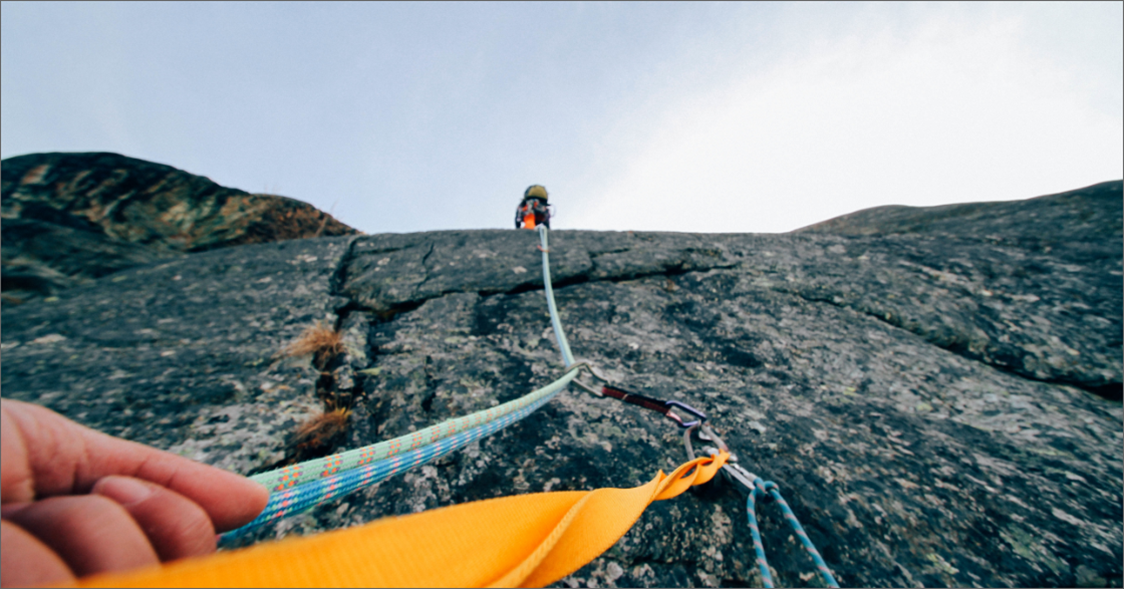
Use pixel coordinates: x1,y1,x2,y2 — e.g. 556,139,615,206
75,451,730,588
600,385,673,415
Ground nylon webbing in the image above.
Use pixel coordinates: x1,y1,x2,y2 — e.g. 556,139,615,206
76,452,730,588
600,385,673,415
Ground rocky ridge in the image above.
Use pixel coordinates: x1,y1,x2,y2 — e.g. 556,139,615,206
1,181,1121,587
1,152,358,300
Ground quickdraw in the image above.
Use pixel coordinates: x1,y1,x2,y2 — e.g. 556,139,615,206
219,213,840,587
569,364,707,429
580,373,841,587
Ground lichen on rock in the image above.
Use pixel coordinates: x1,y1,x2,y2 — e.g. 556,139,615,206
1,181,1120,587
1,152,359,301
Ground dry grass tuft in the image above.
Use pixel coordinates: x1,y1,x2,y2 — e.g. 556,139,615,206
266,321,356,465
287,407,352,454
283,321,343,366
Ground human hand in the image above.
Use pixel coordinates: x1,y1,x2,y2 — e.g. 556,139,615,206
1,398,269,587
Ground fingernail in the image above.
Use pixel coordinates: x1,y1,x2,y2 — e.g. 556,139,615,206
95,476,155,507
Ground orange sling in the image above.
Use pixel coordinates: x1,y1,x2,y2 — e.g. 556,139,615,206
75,451,729,588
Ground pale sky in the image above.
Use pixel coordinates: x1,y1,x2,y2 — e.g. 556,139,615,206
2,2,1121,234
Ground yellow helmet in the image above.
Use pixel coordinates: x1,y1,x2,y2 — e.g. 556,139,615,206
524,185,548,200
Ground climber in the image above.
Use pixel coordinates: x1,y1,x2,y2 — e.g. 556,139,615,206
514,184,552,229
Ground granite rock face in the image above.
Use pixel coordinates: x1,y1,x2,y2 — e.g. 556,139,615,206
2,181,1121,588
1,152,358,300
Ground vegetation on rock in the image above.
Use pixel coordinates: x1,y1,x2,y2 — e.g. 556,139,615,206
0,152,359,301
1,169,1119,587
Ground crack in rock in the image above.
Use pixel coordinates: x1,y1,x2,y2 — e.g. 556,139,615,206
2,182,1120,588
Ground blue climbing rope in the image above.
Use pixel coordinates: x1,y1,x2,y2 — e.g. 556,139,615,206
686,425,840,588
220,382,566,543
745,478,840,588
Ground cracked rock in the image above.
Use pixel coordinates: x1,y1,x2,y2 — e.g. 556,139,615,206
1,182,1120,588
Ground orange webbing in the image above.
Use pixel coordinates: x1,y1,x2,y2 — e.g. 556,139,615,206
73,451,728,588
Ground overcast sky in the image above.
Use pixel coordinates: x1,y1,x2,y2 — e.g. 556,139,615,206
2,2,1121,234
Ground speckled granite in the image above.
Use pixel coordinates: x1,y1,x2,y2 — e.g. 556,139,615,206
2,182,1120,588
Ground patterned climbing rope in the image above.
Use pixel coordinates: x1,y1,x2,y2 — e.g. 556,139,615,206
745,478,840,588
248,367,578,493
220,386,563,543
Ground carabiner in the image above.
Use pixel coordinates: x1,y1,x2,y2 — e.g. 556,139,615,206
697,423,729,452
719,458,760,495
683,423,728,460
664,400,707,429
571,360,611,383
684,425,759,495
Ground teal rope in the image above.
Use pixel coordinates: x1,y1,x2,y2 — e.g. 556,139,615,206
538,225,574,367
220,380,567,544
229,226,581,542
745,478,839,588
251,227,575,494
249,367,574,492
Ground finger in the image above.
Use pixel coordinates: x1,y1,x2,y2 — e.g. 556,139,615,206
0,501,32,519
0,519,76,587
1,399,268,531
4,494,159,577
93,476,216,561
1,403,34,504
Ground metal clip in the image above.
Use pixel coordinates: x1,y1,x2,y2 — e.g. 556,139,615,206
565,361,610,397
697,446,760,495
697,424,729,452
664,400,707,429
571,378,603,397
719,457,761,495
571,359,610,383
684,425,760,495
683,423,728,459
